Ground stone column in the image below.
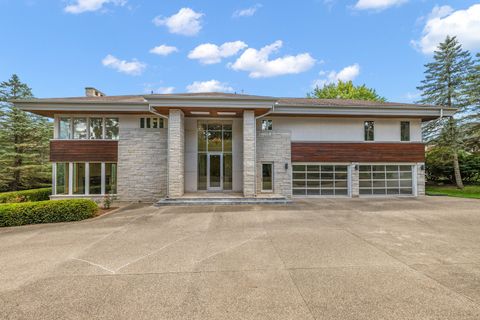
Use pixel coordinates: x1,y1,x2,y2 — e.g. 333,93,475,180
243,110,256,197
351,162,359,197
416,162,426,196
167,109,185,197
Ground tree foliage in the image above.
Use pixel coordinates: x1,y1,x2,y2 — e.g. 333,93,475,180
0,75,52,192
308,80,386,102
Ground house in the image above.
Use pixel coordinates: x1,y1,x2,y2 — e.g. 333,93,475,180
12,88,455,203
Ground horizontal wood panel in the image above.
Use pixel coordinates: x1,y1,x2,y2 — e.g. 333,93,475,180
291,142,425,163
50,140,118,162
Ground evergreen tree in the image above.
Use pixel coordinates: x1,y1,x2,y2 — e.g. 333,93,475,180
0,74,52,191
417,36,473,189
308,80,386,102
464,53,480,153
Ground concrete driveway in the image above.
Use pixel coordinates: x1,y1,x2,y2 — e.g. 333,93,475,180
1,197,480,319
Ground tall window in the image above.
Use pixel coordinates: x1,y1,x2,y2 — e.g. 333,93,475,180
59,118,71,139
105,163,117,194
261,119,273,131
58,117,118,140
401,121,410,141
73,118,87,139
54,162,117,195
72,163,86,194
262,163,273,191
364,121,375,141
105,118,119,139
56,163,69,194
89,118,103,139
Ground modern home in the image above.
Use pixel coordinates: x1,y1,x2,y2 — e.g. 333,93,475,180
13,88,455,203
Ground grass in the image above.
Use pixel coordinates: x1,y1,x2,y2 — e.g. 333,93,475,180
426,185,480,199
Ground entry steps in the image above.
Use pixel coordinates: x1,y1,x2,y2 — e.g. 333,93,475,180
155,196,291,206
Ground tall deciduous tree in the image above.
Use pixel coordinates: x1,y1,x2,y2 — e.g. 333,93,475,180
0,74,52,191
308,80,386,102
417,36,473,189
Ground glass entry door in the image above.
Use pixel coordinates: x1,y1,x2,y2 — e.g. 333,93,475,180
208,153,222,191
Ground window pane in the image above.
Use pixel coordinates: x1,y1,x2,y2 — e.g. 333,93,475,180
152,118,158,128
159,118,164,128
307,172,320,179
198,153,207,190
105,163,117,194
223,131,232,152
261,119,273,131
223,154,232,190
293,180,306,188
401,121,410,141
73,118,87,139
293,165,305,171
72,163,85,194
59,117,71,139
140,118,145,128
89,118,103,139
198,125,207,152
89,163,102,194
56,163,69,194
207,131,222,151
293,189,306,196
293,172,305,180
105,118,119,139
262,163,273,191
364,121,374,141
208,123,222,131
222,124,232,131
146,118,151,128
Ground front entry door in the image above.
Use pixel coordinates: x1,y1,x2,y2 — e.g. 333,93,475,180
208,153,222,191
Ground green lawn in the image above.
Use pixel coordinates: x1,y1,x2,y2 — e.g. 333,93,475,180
426,185,480,199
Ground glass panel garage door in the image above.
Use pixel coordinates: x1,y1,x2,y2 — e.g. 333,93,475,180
359,165,413,195
293,164,349,196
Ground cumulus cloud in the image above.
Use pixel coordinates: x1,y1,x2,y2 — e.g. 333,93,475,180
188,41,248,64
229,40,316,78
102,54,146,75
233,4,262,17
312,63,360,88
156,87,175,94
149,44,178,56
186,80,233,93
64,0,126,14
354,0,407,11
412,4,480,55
153,8,203,36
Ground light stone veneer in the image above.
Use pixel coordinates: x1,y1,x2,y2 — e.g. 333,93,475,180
256,131,292,198
243,111,256,197
117,128,167,202
416,162,426,196
168,109,185,197
350,162,359,197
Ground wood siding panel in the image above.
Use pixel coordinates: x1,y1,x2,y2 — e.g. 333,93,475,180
291,142,425,163
50,140,118,162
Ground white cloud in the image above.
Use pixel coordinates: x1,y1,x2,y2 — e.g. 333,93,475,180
229,40,316,78
233,4,262,17
312,63,360,88
64,0,126,14
153,8,203,36
412,4,480,55
354,0,407,11
186,80,233,93
156,87,175,94
101,54,146,76
149,44,178,56
188,41,248,64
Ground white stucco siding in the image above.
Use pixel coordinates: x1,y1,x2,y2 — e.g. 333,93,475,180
267,117,422,142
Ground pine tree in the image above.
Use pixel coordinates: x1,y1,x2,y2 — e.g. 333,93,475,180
464,53,480,153
0,74,52,191
417,36,473,189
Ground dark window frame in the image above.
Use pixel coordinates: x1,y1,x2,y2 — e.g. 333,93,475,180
400,121,410,142
364,121,375,141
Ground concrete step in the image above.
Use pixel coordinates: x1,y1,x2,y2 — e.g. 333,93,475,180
155,197,292,206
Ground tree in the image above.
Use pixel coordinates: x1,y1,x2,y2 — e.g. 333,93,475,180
308,80,386,102
0,74,52,191
417,36,474,189
464,53,480,152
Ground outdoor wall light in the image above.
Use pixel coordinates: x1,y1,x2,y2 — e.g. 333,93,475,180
354,164,359,171
420,164,425,171
285,163,289,170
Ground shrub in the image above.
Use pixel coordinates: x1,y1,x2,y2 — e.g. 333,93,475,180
0,199,98,227
0,188,52,204
426,147,480,184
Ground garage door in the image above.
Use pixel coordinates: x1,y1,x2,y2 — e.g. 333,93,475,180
292,164,349,196
359,165,413,196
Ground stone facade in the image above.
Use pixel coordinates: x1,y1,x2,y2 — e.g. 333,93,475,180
117,128,167,202
350,162,359,197
416,162,426,196
256,131,292,198
243,111,256,197
167,109,185,197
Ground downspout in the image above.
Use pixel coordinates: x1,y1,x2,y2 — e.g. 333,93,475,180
253,103,276,196
149,105,170,198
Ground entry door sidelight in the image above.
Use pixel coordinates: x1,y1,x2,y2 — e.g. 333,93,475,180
208,153,222,190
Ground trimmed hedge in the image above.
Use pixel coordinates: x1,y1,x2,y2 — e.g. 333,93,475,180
0,199,98,227
0,188,52,204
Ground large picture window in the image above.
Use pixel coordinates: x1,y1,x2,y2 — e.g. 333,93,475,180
53,162,117,196
58,117,119,140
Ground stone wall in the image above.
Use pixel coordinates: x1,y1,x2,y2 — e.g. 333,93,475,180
243,111,256,197
416,162,426,196
117,128,167,202
256,131,292,198
167,109,185,197
350,162,359,197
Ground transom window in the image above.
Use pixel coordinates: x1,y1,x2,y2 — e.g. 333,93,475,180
261,119,273,131
59,117,118,140
401,121,410,141
293,164,349,196
140,117,164,129
364,121,374,141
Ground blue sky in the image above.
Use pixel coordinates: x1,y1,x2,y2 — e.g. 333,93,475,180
1,0,479,102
